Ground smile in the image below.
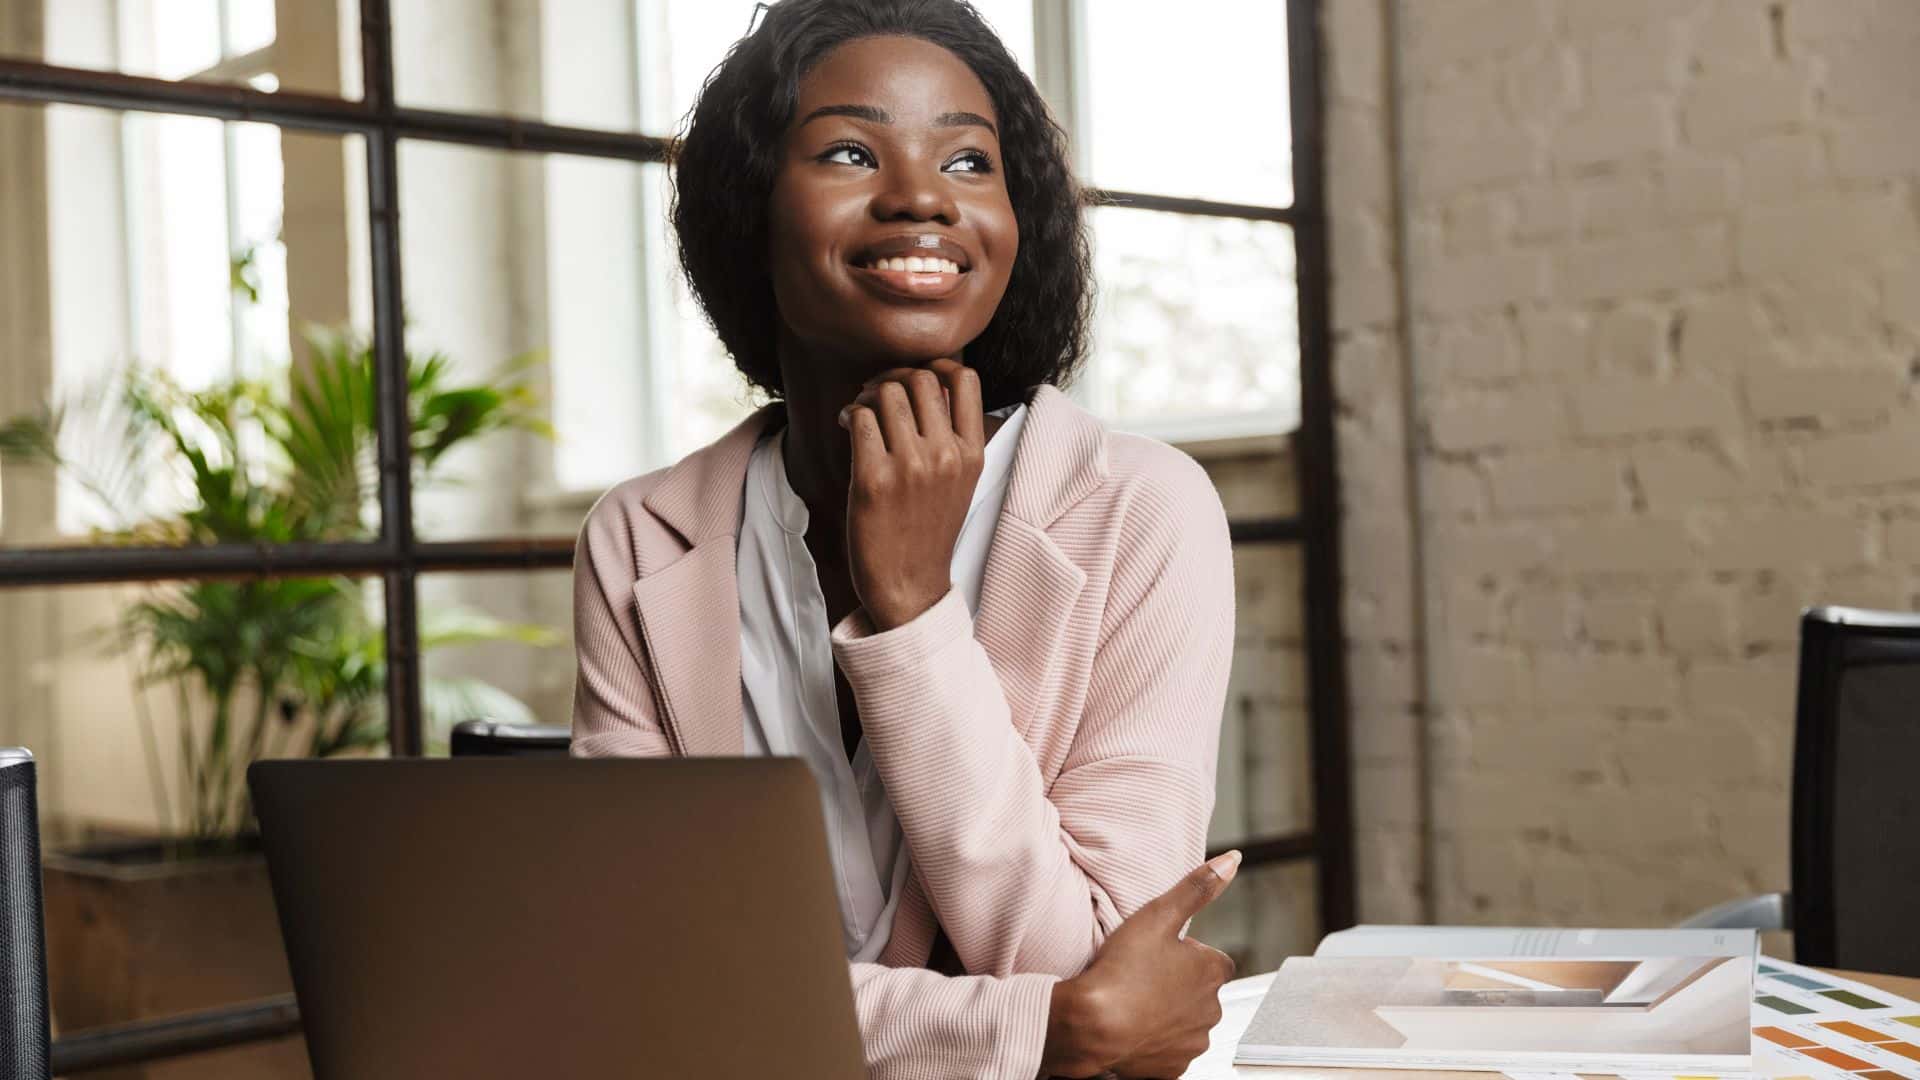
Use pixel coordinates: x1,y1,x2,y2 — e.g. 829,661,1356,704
847,233,975,301
849,259,969,300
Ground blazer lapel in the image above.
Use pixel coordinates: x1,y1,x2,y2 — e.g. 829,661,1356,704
972,521,1087,742
970,386,1104,742
631,541,743,757
628,404,782,758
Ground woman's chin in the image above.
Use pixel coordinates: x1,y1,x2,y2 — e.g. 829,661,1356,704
851,320,982,365
824,339,964,371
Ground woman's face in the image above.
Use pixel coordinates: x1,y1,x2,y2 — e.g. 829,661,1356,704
768,35,1018,370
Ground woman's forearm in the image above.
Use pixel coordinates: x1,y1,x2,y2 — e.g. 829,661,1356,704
832,573,1229,980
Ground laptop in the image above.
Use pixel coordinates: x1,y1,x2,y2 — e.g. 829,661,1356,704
249,758,866,1079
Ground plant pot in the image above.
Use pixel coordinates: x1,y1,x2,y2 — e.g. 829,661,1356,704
41,837,310,1079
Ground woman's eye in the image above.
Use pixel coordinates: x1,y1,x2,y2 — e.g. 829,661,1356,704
944,151,994,174
821,144,876,168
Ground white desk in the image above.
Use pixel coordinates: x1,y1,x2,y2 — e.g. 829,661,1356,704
1183,967,1920,1080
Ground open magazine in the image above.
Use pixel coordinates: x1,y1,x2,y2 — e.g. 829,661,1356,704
1234,927,1759,1074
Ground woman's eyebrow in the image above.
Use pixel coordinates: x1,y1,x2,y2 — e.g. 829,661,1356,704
934,111,997,137
799,104,891,127
796,104,997,138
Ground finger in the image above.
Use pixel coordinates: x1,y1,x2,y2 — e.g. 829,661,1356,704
1195,941,1237,985
866,367,951,439
842,404,884,470
852,381,917,452
1140,851,1241,929
928,358,984,447
902,367,951,438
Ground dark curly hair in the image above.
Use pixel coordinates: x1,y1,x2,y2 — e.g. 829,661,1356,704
671,0,1093,411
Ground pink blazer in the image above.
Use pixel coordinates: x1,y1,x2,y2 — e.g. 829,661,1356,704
570,384,1235,1079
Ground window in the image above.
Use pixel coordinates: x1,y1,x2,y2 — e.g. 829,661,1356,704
0,0,1342,1067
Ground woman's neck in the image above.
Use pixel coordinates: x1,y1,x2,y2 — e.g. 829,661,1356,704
778,363,861,551
773,341,1006,557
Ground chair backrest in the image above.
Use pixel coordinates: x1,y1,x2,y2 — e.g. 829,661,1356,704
448,720,573,758
1792,607,1920,976
0,748,51,1080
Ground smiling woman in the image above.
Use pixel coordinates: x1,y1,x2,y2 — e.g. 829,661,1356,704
573,2,1247,1078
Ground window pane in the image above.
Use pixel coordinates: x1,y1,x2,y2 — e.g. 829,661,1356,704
224,0,278,57
0,103,371,549
417,570,574,756
636,1,769,134
397,140,759,540
966,0,1036,76
1213,543,1311,848
1080,1,1293,207
2,574,385,1067
1084,208,1299,438
1187,859,1318,977
9,0,358,98
394,0,659,132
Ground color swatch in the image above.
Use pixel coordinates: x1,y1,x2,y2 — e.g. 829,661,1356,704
1880,1042,1920,1064
1778,973,1837,991
1822,989,1891,1010
1757,1027,1818,1049
1759,995,1818,1015
1821,1022,1889,1042
1802,1046,1876,1071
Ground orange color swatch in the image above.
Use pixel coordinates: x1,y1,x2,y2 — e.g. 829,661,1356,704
1801,1047,1875,1071
1757,1027,1818,1049
1877,1042,1920,1063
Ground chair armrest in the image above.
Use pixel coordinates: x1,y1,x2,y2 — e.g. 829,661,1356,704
1677,891,1791,931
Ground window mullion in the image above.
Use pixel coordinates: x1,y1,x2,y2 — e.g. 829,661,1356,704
1032,0,1104,415
1030,0,1087,172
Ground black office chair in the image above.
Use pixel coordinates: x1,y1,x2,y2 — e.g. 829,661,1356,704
1681,606,1920,976
1,748,52,1080
449,719,574,758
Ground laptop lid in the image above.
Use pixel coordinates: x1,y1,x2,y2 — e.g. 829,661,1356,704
249,758,865,1079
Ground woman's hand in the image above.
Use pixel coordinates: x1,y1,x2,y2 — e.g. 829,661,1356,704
836,358,985,631
1041,851,1241,1078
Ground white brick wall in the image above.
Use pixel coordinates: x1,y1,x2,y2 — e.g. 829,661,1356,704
1324,0,1920,928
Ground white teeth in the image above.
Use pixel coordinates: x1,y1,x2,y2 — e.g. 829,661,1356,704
863,255,963,273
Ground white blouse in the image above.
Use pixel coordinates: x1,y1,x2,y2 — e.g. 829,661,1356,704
734,403,1028,962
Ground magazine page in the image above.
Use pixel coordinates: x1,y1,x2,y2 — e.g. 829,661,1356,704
1236,951,1754,1073
1317,927,1758,962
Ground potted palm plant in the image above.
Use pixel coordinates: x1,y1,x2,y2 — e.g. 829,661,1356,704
0,330,558,1077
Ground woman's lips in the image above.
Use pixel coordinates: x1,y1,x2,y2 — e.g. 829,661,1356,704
849,263,969,301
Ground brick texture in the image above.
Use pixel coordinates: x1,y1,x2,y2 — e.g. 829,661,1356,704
1321,0,1920,929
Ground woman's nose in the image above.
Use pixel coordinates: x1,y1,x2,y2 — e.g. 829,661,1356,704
870,168,959,225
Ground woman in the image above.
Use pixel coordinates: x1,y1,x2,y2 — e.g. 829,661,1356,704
570,1,1240,1075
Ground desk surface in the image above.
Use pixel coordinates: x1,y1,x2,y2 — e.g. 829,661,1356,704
1183,966,1920,1080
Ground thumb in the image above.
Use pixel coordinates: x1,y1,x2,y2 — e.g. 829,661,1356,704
1141,850,1242,929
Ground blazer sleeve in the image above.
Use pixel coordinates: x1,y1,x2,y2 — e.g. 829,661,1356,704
568,498,1063,1079
852,963,1057,1080
831,453,1234,979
